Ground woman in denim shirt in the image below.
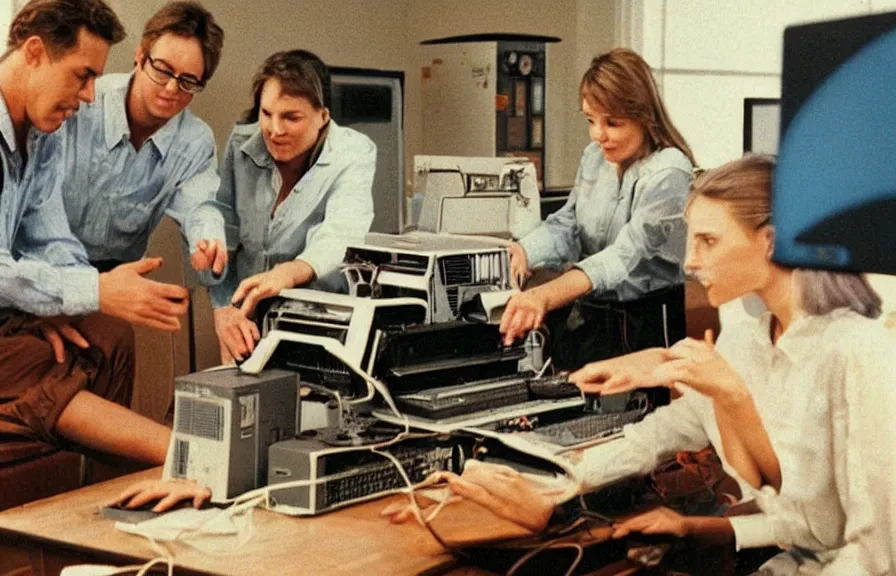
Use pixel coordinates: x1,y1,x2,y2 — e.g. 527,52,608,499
211,50,376,362
500,48,696,369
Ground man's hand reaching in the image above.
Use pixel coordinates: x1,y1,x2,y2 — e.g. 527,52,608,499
99,258,189,332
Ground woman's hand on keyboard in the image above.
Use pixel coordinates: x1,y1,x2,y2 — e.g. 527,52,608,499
569,348,669,395
382,460,562,533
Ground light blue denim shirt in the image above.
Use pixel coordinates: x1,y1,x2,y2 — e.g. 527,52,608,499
0,93,98,317
209,120,376,309
53,73,226,279
520,144,693,301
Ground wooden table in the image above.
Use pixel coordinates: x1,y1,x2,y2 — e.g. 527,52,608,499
0,468,533,576
0,468,651,576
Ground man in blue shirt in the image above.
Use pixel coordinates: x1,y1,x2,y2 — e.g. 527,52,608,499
53,1,228,277
0,0,183,466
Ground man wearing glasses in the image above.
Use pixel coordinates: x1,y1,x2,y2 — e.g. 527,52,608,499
52,1,227,281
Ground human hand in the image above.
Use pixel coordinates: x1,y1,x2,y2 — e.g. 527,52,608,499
114,478,211,513
611,506,689,539
99,258,189,332
232,263,298,317
213,306,260,362
190,239,227,276
381,460,566,533
499,289,549,346
568,349,668,396
651,330,749,406
34,316,89,363
507,242,531,290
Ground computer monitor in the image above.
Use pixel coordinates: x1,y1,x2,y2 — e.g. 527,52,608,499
772,11,896,274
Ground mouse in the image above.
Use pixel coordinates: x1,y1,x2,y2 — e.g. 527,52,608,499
101,496,201,523
101,501,161,523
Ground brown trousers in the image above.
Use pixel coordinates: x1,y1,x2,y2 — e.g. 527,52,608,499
0,313,134,464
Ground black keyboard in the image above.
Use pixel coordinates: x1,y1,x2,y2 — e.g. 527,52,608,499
527,373,580,399
523,409,646,447
394,373,531,420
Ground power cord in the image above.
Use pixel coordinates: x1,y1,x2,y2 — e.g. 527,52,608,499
506,541,583,576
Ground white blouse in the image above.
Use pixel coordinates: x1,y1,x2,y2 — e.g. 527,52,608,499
576,306,893,574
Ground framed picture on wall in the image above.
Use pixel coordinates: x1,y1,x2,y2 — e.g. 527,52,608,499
514,80,527,117
531,117,543,148
530,78,544,115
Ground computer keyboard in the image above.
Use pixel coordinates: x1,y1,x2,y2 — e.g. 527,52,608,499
527,373,580,399
394,373,531,420
522,409,646,447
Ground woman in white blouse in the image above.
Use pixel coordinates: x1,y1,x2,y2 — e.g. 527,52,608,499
577,156,890,574
387,155,891,574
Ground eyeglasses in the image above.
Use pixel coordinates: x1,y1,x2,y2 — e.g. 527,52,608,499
143,54,205,94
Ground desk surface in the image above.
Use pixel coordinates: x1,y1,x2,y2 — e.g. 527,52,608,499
0,467,533,576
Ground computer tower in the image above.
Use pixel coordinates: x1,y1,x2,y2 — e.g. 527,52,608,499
330,67,404,234
163,368,300,501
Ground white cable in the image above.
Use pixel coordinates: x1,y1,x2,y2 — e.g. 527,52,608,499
105,534,173,576
135,556,173,576
536,356,552,379
228,419,426,509
505,541,584,576
132,418,444,558
662,302,670,348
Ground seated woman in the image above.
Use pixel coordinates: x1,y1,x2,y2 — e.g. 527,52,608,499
386,155,890,574
500,48,696,369
211,50,376,362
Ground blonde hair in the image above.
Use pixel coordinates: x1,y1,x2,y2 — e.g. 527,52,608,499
580,48,696,166
688,154,881,319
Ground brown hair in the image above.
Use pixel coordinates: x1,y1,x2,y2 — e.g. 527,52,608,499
6,0,125,58
141,1,223,83
686,153,773,231
243,49,331,123
581,48,696,166
689,154,881,319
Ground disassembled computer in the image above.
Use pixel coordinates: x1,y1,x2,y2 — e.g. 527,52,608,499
165,158,666,513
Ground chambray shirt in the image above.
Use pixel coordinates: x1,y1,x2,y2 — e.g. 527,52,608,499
53,73,226,274
209,120,376,309
0,93,98,317
519,144,693,301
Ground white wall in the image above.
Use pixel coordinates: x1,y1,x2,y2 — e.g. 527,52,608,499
623,0,896,313
626,0,896,169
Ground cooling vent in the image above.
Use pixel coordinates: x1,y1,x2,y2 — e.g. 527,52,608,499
175,397,225,441
440,255,474,285
173,439,190,478
446,287,459,313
